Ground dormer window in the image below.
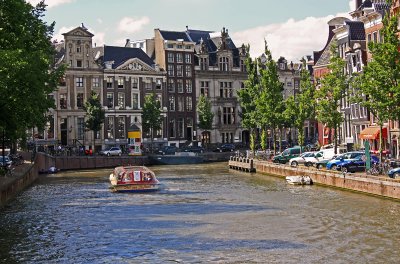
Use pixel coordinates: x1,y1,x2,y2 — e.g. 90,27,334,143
279,63,285,70
219,57,229,71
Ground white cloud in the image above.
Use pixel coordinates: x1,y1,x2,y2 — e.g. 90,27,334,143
26,0,75,9
117,17,150,34
232,1,354,62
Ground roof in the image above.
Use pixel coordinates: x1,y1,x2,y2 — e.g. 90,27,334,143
159,30,191,42
346,21,365,40
103,46,155,69
314,39,333,67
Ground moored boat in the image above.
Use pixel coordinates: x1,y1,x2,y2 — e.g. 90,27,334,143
285,175,313,185
109,166,160,193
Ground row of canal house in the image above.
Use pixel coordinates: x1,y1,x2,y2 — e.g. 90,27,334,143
34,24,250,153
314,0,400,158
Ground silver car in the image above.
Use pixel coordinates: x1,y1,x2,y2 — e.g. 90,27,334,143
100,147,122,156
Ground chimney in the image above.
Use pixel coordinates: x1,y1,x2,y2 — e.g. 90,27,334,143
356,0,363,10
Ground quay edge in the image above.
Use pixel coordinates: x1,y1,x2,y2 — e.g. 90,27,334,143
229,157,400,200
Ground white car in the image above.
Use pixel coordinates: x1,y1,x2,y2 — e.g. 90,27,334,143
100,147,122,156
289,152,321,167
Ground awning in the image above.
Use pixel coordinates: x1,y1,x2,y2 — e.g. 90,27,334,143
359,126,388,140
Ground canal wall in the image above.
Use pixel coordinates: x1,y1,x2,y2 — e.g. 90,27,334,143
229,157,400,200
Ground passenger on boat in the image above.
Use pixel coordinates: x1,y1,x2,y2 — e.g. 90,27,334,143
143,172,151,181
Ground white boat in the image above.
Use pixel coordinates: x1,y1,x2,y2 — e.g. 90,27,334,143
285,175,313,185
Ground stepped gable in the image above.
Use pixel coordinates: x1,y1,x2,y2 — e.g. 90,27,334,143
102,45,155,69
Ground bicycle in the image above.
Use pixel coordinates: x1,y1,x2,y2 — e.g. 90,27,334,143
366,161,392,176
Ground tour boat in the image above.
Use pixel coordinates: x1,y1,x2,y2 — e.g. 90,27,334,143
109,166,160,193
285,175,313,185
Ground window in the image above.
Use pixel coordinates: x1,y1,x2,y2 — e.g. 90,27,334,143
168,52,174,63
132,77,138,89
240,59,245,72
156,78,162,89
177,118,184,138
118,77,124,88
177,79,183,93
156,94,162,107
185,45,191,50
93,77,100,87
167,43,174,49
76,60,82,68
169,119,175,138
60,94,67,109
77,93,84,108
107,92,114,108
169,96,175,111
168,65,174,76
107,117,114,139
177,45,183,49
186,96,192,111
223,107,235,125
241,82,245,89
219,57,229,71
177,65,183,77
168,79,175,92
76,45,81,53
132,93,139,110
185,65,191,77
76,77,83,87
118,92,125,109
117,117,125,138
59,77,66,86
178,96,184,111
77,117,84,140
200,81,209,97
176,53,183,63
185,81,192,93
219,82,233,98
107,77,113,88
145,77,152,90
200,58,208,70
185,54,191,63
373,31,378,43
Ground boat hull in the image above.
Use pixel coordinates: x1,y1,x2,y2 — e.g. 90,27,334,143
109,166,160,193
110,183,160,193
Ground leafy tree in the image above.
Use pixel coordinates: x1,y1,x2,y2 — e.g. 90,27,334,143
142,94,162,153
257,41,284,154
197,94,214,147
260,129,267,151
237,44,260,140
284,58,316,149
84,91,105,153
315,41,347,154
352,13,400,161
0,0,64,158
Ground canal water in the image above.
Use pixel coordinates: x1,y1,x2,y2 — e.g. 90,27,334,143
1,163,400,264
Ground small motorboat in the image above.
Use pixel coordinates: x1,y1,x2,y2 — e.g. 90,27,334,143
285,175,313,185
109,166,160,193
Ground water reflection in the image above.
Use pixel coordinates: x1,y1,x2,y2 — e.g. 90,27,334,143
0,163,400,263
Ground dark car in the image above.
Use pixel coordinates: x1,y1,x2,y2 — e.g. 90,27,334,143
215,143,235,152
182,146,204,153
158,146,178,155
336,155,379,173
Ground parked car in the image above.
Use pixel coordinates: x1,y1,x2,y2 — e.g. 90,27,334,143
326,151,364,170
336,155,379,173
99,147,122,156
182,146,204,153
388,167,400,178
289,152,320,167
0,156,12,167
158,146,178,155
214,143,235,152
273,146,304,164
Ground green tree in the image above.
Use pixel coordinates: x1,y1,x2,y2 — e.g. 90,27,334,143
197,94,214,147
0,0,64,158
284,59,316,148
257,41,284,154
84,91,105,153
142,94,162,153
315,41,347,154
237,44,260,132
352,13,400,161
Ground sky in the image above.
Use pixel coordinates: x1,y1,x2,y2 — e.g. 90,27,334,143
27,0,356,62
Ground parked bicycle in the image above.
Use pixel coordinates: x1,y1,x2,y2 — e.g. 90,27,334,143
366,161,392,176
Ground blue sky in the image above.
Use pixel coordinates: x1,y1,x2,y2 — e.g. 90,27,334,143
28,0,355,61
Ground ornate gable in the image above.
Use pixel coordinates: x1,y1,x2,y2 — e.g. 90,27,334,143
117,58,155,72
62,26,94,38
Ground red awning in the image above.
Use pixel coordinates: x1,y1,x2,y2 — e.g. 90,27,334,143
359,126,388,140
